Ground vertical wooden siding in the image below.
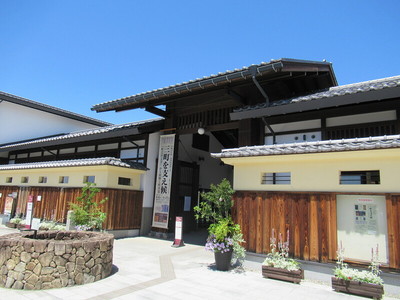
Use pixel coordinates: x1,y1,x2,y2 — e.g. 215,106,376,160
233,191,400,270
233,191,337,263
386,194,400,269
0,186,143,230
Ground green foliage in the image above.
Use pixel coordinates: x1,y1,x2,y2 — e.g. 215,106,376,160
208,218,240,241
334,242,383,285
70,182,108,230
9,217,22,224
195,179,246,263
263,229,300,271
194,178,235,223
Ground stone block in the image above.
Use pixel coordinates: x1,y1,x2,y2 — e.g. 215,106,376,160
12,280,23,289
68,254,76,262
52,278,62,288
33,263,42,275
26,261,36,271
57,266,66,274
26,273,39,285
76,257,85,265
74,273,83,285
33,240,48,253
55,243,66,256
92,248,101,259
76,247,86,257
20,252,32,263
38,252,54,267
60,272,69,287
85,258,94,269
54,256,66,266
0,246,11,266
14,262,26,273
6,259,16,270
5,276,15,288
41,267,55,275
65,262,75,273
41,275,54,282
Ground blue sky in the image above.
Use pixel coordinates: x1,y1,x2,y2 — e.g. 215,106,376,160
1,1,399,125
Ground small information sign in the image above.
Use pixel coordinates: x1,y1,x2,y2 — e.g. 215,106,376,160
172,216,184,247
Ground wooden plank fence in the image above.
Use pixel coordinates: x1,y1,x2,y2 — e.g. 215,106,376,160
232,191,400,270
0,186,143,230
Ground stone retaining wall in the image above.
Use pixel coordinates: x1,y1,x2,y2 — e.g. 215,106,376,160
0,231,114,290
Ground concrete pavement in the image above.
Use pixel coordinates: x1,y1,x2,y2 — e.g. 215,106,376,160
0,225,398,300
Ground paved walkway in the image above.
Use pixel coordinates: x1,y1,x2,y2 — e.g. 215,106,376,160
0,225,398,300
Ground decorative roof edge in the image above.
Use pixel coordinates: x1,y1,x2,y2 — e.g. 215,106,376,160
92,58,335,112
0,118,163,150
233,75,400,114
212,135,400,158
0,157,148,171
0,91,111,127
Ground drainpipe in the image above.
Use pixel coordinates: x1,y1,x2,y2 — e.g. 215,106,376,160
262,117,276,145
249,66,270,105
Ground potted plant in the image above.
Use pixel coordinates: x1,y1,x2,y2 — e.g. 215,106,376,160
262,229,303,283
194,179,245,271
6,217,22,228
332,242,384,299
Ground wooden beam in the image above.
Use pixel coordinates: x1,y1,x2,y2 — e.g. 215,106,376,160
225,88,246,106
145,106,168,118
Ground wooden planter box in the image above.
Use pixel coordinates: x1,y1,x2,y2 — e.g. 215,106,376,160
262,266,304,284
5,222,17,228
331,277,384,299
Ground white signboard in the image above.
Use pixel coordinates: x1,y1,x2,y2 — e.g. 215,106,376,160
152,134,176,229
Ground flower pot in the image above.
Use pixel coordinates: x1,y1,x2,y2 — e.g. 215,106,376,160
262,266,304,284
214,250,233,271
331,277,384,299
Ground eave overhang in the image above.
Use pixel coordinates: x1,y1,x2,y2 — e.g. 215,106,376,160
0,157,148,171
92,58,337,113
0,118,164,152
230,75,400,121
0,91,111,127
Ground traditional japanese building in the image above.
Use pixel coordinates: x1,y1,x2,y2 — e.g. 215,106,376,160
0,59,399,270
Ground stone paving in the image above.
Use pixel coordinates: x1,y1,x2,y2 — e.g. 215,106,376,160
0,225,398,300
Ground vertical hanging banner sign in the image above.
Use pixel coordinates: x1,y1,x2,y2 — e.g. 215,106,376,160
152,134,176,229
25,195,34,229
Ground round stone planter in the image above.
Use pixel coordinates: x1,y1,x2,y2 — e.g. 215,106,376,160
0,231,114,290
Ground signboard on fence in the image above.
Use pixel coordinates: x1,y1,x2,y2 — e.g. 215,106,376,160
4,196,15,214
152,134,176,229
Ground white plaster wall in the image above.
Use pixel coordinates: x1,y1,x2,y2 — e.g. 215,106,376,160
0,101,100,144
141,132,160,207
178,133,232,189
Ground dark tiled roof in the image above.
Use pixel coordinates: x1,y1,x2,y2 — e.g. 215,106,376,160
92,58,335,112
0,118,163,150
0,91,111,126
234,75,400,113
212,135,400,158
0,157,147,171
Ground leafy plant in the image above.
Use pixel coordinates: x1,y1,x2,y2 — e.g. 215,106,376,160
194,178,235,223
39,221,66,231
263,229,300,271
9,217,22,224
194,179,246,263
334,242,383,285
69,182,108,230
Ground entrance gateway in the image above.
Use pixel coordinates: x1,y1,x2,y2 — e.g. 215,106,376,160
151,131,234,234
